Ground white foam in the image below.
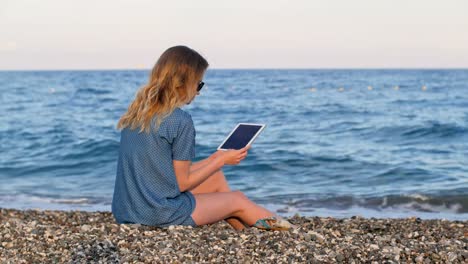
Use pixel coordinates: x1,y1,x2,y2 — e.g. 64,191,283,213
263,200,467,221
49,198,90,204
15,194,91,205
390,201,463,214
0,193,110,212
405,194,430,201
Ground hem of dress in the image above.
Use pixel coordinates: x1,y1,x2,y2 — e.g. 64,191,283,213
185,191,198,227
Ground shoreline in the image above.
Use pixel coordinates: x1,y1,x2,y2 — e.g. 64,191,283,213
1,207,466,263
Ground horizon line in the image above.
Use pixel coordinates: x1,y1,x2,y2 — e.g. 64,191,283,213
1,67,467,72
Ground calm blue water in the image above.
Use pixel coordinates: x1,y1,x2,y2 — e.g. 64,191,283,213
1,69,467,220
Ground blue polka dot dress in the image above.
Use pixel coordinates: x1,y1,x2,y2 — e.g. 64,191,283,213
111,107,197,227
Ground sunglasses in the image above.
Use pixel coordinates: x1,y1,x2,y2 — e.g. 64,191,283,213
197,81,204,92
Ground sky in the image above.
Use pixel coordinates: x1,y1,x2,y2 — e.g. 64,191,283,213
1,0,467,70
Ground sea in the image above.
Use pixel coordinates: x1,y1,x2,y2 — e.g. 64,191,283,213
1,69,467,220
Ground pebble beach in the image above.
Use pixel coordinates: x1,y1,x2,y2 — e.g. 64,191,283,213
1,208,467,263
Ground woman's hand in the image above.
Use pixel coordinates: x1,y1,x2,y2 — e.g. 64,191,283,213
214,145,251,165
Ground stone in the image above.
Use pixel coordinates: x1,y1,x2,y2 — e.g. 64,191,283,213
447,252,458,262
415,254,424,263
369,244,379,250
307,231,325,243
336,253,345,262
80,225,91,232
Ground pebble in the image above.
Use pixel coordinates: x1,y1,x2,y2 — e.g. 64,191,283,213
415,253,425,263
0,207,466,263
448,252,458,262
336,253,345,262
369,244,379,250
80,224,91,232
307,231,325,243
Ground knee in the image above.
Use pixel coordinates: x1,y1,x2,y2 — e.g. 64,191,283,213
233,190,248,201
231,191,250,213
215,170,230,192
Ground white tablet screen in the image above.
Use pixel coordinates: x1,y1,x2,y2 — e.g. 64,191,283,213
219,124,263,150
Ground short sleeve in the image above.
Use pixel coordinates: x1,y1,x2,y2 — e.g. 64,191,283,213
172,115,196,160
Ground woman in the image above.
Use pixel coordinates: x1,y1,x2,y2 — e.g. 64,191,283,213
111,45,294,231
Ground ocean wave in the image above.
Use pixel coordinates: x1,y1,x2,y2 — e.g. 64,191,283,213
373,167,432,180
366,121,467,143
74,87,112,95
260,193,468,215
63,139,119,161
390,99,430,105
0,138,119,178
401,122,467,138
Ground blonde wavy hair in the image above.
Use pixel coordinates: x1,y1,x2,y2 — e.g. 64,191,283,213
117,45,209,133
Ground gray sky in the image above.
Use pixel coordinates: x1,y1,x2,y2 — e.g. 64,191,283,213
1,0,467,70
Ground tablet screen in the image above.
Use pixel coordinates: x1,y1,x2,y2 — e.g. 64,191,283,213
220,124,263,150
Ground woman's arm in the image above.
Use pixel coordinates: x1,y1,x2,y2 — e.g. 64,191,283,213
189,154,218,173
174,156,224,192
174,146,250,192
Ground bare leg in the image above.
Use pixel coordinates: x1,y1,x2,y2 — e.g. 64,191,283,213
190,191,276,227
188,169,247,230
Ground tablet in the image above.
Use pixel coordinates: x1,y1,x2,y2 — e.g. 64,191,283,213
217,123,266,151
